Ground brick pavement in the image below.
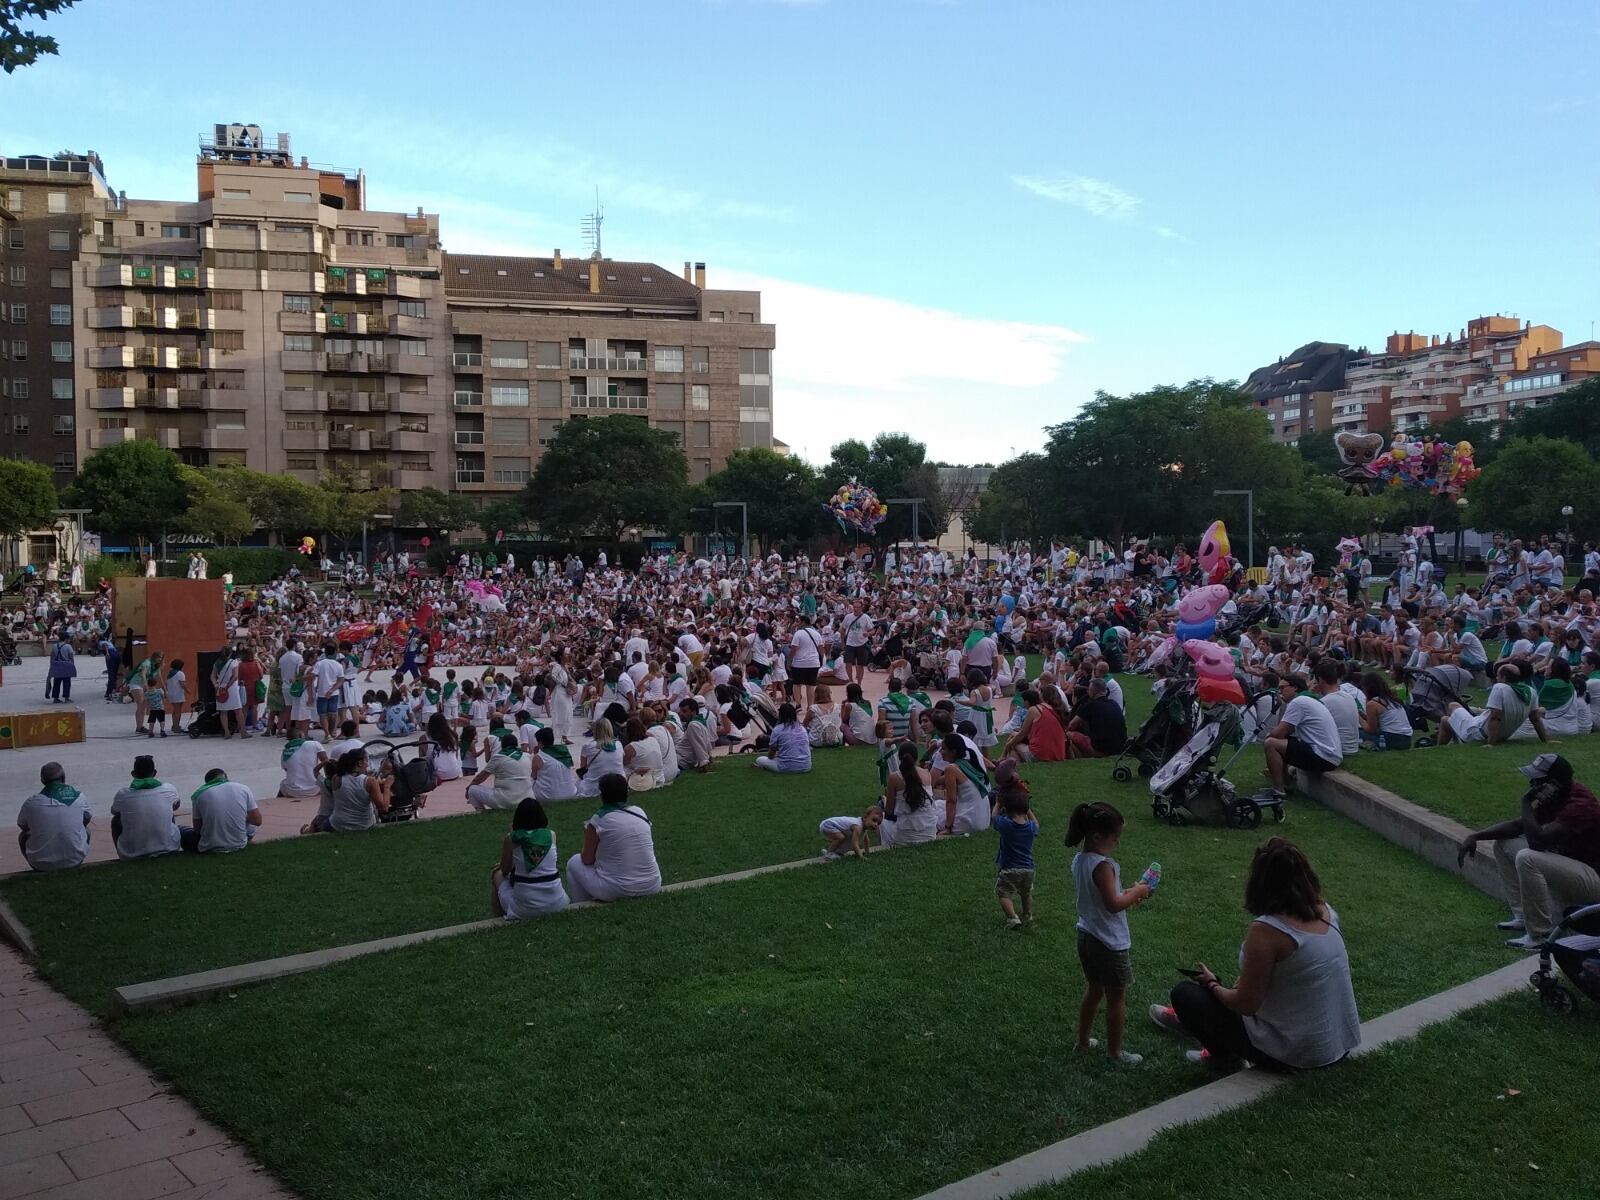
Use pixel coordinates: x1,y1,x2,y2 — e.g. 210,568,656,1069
0,944,292,1199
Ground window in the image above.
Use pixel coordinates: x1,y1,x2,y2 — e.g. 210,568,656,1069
708,311,724,323
354,337,383,356
656,420,684,444
345,230,375,246
11,378,28,398
538,419,562,446
386,234,416,249
8,265,23,284
161,223,194,238
535,341,561,368
492,456,531,484
10,339,24,360
267,252,309,272
655,345,684,373
51,378,72,400
284,334,316,352
400,456,430,471
49,304,69,326
693,459,711,483
214,250,255,270
737,311,755,323
691,385,710,411
11,414,27,433
283,191,314,204
9,303,25,323
52,414,73,434
97,417,127,430
394,338,427,357
220,189,251,201
50,267,69,289
738,348,771,376
492,417,529,446
691,347,710,373
213,290,244,311
5,189,19,211
47,192,68,214
327,338,353,354
287,457,317,471
657,383,684,411
220,221,254,231
50,340,70,362
6,228,20,249
489,340,527,368
398,300,426,317
47,229,69,252
283,372,315,391
53,453,74,472
537,379,562,409
490,383,529,407
211,329,245,350
283,294,312,313
740,384,772,409
692,420,710,448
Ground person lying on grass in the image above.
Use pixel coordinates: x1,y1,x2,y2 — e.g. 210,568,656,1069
491,796,569,920
1436,662,1551,747
1150,837,1359,1072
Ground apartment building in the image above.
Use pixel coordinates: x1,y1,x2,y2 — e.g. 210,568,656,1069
1240,341,1354,444
0,151,115,479
1456,340,1600,431
69,127,450,490
1329,316,1563,436
445,254,775,497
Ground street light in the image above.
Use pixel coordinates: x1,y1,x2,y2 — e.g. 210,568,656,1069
1561,504,1575,556
1212,489,1255,570
712,501,748,560
886,497,926,552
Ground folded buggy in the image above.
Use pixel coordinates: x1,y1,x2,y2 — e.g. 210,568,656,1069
1404,665,1475,745
363,738,436,822
1529,903,1600,1013
1111,680,1197,782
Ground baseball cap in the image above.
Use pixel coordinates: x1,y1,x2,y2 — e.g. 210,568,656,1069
1518,753,1572,784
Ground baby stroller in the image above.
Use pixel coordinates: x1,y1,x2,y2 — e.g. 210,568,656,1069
363,738,436,823
734,689,780,753
1112,679,1197,782
1404,665,1475,746
1148,701,1286,828
1528,903,1600,1013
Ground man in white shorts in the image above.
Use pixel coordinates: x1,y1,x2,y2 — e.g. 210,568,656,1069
1438,664,1549,747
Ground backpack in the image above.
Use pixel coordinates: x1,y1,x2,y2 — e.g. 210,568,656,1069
817,721,843,748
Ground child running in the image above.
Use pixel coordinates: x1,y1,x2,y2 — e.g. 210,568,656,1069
1066,801,1153,1065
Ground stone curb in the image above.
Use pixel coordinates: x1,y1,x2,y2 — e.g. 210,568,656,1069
1297,769,1505,900
0,897,37,958
912,959,1530,1200
111,852,828,1015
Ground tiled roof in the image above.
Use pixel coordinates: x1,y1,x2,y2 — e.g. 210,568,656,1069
443,253,701,304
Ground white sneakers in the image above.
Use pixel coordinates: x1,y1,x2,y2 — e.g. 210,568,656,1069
1149,1004,1184,1034
1497,912,1526,931
1505,934,1541,951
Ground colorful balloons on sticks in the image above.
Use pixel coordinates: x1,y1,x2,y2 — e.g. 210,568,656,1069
824,478,889,534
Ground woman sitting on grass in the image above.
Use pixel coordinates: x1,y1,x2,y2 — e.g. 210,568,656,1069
1149,837,1360,1071
1532,658,1592,738
1358,672,1413,751
755,704,812,773
566,773,662,904
490,797,569,920
879,743,937,849
312,747,392,834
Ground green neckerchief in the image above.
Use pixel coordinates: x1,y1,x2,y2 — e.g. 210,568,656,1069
876,744,897,787
543,744,573,767
598,741,619,753
1509,681,1535,707
510,827,553,867
424,688,441,704
592,801,635,822
909,690,932,709
191,777,229,802
884,692,912,715
282,737,308,764
1563,648,1584,666
690,714,709,728
128,777,165,791
955,758,989,792
499,747,524,761
42,782,80,805
442,680,458,698
1539,679,1575,709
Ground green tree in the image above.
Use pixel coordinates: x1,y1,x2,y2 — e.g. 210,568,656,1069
177,470,255,546
477,498,537,542
0,458,58,540
967,454,1051,548
398,487,477,534
64,439,187,546
314,473,394,549
522,416,688,540
244,474,322,540
703,448,821,552
822,432,946,544
1,0,78,73
1465,436,1600,541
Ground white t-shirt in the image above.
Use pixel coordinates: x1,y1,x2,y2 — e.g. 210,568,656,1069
820,815,861,837
281,739,325,797
788,626,824,669
588,805,662,895
1318,691,1362,757
110,782,182,859
193,780,258,853
17,791,91,871
533,750,578,801
311,656,344,701
487,751,534,807
1283,695,1343,766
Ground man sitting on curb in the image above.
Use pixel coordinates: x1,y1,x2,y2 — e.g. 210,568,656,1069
1457,753,1600,950
17,763,92,872
185,768,262,854
1255,674,1343,805
110,754,182,860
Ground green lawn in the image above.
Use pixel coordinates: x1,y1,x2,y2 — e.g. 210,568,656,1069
111,776,1508,1200
1346,738,1600,830
1037,993,1599,1200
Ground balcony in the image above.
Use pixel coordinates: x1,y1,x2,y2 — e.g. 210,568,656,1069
567,354,649,372
87,305,134,329
86,345,136,369
370,432,393,452
455,469,486,485
283,429,328,451
387,353,430,375
323,312,369,336
390,430,431,452
453,390,484,408
387,313,427,337
452,352,482,368
133,307,183,330
89,263,207,289
368,393,392,412
88,388,136,410
89,427,137,448
321,352,392,374
454,429,485,445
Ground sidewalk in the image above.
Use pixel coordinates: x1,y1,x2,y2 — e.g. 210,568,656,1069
0,942,293,1198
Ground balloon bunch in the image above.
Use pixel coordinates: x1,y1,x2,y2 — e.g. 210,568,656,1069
1360,437,1479,496
298,536,316,556
824,477,888,534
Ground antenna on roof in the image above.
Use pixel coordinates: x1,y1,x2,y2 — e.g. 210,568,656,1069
581,189,604,260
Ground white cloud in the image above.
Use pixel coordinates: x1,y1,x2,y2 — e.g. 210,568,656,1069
1154,225,1180,240
1011,173,1142,220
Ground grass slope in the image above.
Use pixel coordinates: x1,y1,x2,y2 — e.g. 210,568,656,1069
1347,738,1600,830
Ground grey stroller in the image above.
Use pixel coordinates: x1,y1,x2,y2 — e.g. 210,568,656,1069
1148,700,1286,829
1405,665,1475,746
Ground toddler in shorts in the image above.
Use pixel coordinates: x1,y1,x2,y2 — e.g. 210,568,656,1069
991,766,1038,928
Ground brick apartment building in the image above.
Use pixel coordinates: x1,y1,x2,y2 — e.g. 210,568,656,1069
0,127,774,505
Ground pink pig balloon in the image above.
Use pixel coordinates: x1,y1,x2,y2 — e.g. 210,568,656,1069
1176,584,1231,625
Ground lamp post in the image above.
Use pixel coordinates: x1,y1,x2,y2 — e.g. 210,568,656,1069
1561,504,1574,558
886,497,926,553
712,501,748,560
363,513,392,568
1212,489,1255,570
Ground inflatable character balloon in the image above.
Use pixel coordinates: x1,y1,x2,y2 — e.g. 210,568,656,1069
1184,639,1245,706
1198,520,1233,584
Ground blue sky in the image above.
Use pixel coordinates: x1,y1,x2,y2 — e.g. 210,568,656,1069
5,0,1598,464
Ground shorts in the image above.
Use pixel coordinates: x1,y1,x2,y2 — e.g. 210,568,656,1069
791,666,819,685
316,697,340,716
996,868,1034,901
1285,736,1339,774
1360,730,1412,751
843,644,871,667
1077,930,1133,989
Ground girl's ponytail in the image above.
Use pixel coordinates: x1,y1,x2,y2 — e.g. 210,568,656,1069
1065,800,1124,847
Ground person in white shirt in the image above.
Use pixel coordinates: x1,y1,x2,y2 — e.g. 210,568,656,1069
466,733,534,812
1438,665,1549,746
530,727,578,800
17,763,92,872
185,768,261,853
565,773,662,903
1257,675,1344,802
110,755,182,860
840,600,875,687
1312,661,1361,759
278,735,327,799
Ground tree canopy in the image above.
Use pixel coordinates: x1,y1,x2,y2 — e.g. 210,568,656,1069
397,487,477,535
0,458,58,541
822,432,946,544
1466,436,1600,542
702,448,821,552
522,416,688,540
0,0,77,73
63,439,188,546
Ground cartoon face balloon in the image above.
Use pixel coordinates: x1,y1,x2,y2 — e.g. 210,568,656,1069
1174,584,1231,642
1198,521,1230,578
1183,639,1234,679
